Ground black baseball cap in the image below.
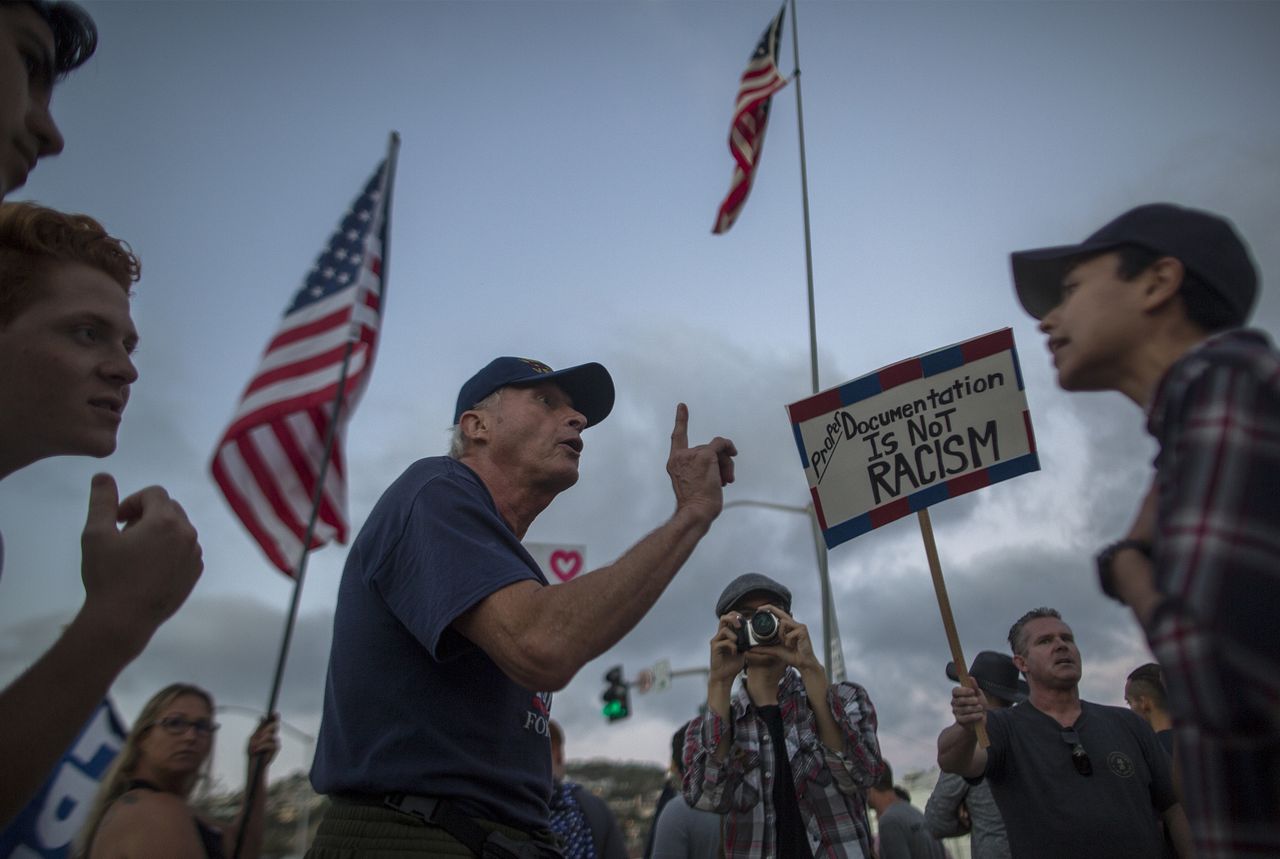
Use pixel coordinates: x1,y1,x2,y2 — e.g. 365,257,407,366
1011,203,1258,323
945,650,1028,704
715,573,792,618
453,356,615,427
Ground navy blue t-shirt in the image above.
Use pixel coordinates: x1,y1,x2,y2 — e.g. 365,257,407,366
311,457,555,831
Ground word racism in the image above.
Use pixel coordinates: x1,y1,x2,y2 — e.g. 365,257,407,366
810,372,1007,504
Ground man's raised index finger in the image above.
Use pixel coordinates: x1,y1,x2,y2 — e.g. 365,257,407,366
670,402,690,450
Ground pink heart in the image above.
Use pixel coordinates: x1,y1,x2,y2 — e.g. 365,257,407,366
550,550,583,582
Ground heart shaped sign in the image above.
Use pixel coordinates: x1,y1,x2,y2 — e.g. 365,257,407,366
550,549,584,582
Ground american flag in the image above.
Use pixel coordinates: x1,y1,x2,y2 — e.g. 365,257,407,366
713,6,789,234
211,149,396,577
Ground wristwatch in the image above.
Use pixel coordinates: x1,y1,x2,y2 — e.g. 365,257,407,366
1096,538,1152,602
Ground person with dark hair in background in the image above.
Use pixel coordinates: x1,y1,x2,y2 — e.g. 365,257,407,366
649,723,720,859
925,651,1026,859
547,719,626,859
938,608,1192,859
0,202,203,826
1125,663,1174,756
1012,203,1279,858
683,572,883,858
868,762,945,859
74,683,278,859
0,0,96,199
308,356,736,856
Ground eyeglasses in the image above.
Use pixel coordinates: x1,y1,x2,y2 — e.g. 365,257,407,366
151,716,219,737
1060,729,1092,776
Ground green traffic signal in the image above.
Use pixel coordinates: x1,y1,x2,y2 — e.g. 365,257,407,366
602,664,631,721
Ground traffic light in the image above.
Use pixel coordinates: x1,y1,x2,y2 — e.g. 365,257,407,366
601,665,630,722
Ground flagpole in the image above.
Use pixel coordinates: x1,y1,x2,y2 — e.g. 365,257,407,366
784,0,841,681
231,131,400,859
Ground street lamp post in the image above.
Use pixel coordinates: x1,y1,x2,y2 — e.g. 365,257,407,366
721,499,844,681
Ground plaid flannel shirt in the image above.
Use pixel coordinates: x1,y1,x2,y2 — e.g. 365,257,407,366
681,669,883,858
1145,328,1280,858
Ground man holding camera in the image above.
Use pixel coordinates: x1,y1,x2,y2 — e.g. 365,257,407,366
682,573,883,858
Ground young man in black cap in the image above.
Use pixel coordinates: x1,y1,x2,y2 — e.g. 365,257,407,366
1012,203,1279,858
682,572,883,858
309,357,736,857
924,651,1025,859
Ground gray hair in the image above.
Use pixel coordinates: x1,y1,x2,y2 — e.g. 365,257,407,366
1007,606,1062,656
447,388,502,459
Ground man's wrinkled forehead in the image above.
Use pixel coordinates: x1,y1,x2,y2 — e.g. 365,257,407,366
1025,616,1072,639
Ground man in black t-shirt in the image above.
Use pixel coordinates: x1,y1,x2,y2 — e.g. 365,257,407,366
937,607,1193,859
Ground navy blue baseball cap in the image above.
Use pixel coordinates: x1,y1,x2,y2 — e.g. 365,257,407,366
453,357,615,427
1012,203,1258,322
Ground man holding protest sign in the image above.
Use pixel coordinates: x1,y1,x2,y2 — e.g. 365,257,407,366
682,572,883,858
937,607,1192,859
1012,203,1279,858
309,356,736,857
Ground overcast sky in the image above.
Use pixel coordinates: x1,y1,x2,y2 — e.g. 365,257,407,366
3,0,1278,789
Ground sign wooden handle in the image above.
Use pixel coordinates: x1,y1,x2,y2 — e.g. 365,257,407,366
917,509,989,749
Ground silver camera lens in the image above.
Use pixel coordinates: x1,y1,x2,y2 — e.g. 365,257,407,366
749,610,779,643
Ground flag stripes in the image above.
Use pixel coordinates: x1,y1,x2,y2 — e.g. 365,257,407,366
713,5,789,234
211,155,393,576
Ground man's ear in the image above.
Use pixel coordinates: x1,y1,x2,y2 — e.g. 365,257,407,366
1139,256,1186,314
1011,652,1028,678
459,409,489,446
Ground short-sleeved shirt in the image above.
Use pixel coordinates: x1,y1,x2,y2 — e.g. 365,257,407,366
983,700,1174,859
650,796,723,859
310,457,554,831
877,801,945,859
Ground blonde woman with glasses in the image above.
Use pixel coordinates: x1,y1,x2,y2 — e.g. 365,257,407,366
75,683,278,858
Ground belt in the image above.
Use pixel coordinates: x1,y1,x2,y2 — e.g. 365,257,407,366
336,793,562,859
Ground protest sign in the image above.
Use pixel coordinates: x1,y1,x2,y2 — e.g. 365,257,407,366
525,542,587,583
0,699,125,859
787,328,1039,550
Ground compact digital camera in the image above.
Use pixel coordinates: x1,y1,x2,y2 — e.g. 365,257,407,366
736,610,780,652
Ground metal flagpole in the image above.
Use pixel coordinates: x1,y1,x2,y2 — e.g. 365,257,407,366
785,0,843,681
231,131,400,859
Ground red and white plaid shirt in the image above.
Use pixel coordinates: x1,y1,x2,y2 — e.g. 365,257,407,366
682,670,883,858
1145,328,1280,859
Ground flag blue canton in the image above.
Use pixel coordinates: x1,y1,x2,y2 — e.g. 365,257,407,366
288,168,385,314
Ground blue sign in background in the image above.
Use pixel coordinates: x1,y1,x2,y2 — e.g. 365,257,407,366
0,699,125,859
